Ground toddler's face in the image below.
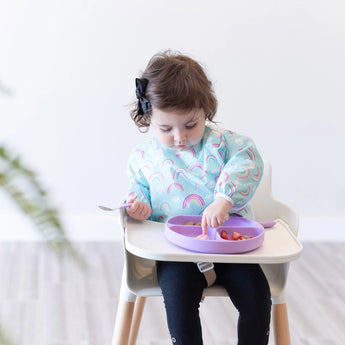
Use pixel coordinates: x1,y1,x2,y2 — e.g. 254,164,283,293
150,108,206,151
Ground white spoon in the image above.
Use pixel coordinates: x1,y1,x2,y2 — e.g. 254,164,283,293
98,203,133,211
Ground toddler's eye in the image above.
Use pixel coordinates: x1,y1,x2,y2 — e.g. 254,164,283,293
185,123,197,130
160,127,171,132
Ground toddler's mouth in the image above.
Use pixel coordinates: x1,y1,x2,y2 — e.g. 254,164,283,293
174,144,192,151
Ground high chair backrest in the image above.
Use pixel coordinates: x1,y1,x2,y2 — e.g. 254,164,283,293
251,161,299,235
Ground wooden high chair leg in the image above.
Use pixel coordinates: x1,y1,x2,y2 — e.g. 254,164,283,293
112,300,135,345
273,303,291,345
128,296,146,345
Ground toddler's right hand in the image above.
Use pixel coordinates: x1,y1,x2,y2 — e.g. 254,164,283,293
126,194,151,220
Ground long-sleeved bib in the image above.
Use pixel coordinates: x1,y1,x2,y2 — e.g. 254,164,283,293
126,125,264,222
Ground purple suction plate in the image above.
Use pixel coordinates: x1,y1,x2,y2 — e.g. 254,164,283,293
165,215,265,254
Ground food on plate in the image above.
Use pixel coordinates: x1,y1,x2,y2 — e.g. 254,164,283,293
184,221,202,226
226,231,254,241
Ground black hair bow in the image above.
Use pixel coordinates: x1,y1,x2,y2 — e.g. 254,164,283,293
135,78,151,115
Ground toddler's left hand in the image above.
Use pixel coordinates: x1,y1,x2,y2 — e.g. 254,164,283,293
201,197,232,236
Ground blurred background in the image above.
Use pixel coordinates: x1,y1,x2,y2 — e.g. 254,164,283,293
1,0,344,241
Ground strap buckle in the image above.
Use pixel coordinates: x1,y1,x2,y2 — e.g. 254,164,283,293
197,262,214,273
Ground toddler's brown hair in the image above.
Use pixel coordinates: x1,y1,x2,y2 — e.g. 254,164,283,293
131,50,218,130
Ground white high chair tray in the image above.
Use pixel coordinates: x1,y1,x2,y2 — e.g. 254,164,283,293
125,218,303,264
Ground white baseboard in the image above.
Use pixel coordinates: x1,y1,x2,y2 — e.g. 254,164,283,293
0,212,344,242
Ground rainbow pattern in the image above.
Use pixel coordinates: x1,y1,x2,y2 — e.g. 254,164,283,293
218,150,225,160
241,205,249,214
212,129,223,138
163,158,174,166
173,168,188,180
142,162,153,173
237,167,250,179
188,162,203,172
225,129,234,138
127,126,262,222
206,154,218,164
149,172,164,184
220,138,227,147
160,202,170,212
134,149,145,159
227,181,237,196
199,170,209,183
239,185,251,196
246,147,257,161
182,194,205,209
199,175,207,184
252,165,261,181
156,215,166,222
167,183,184,193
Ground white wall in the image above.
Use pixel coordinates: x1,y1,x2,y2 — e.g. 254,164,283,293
1,0,345,240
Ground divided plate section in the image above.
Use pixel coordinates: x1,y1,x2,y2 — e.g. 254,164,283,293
165,215,265,254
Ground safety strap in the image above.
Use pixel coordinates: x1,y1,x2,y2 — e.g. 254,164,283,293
196,262,216,287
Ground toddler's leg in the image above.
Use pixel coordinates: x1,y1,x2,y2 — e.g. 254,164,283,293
157,261,207,345
215,263,271,345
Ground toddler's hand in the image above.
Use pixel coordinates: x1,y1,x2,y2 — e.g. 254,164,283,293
126,194,151,221
201,197,232,235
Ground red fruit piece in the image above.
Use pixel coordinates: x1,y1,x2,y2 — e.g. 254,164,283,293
220,230,228,240
230,231,242,240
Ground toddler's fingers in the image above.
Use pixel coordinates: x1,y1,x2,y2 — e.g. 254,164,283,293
217,215,225,226
222,214,230,224
127,200,139,213
201,215,208,235
127,194,137,204
128,201,151,219
196,233,209,240
211,217,219,228
137,203,148,217
142,206,151,219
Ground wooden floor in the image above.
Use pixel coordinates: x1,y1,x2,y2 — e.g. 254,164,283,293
0,241,344,345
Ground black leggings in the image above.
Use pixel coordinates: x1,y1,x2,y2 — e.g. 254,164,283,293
157,261,271,345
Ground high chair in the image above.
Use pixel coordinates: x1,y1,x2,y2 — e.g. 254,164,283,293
111,161,302,345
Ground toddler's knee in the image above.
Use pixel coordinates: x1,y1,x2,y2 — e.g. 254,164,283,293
238,289,272,316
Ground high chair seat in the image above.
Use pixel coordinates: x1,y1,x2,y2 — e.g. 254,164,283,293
112,161,303,345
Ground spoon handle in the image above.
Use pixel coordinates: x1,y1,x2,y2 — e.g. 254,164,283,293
118,203,133,209
98,203,133,211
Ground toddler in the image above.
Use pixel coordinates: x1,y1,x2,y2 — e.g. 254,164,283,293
125,50,271,345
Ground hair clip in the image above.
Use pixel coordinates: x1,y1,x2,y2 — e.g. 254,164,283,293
135,78,151,115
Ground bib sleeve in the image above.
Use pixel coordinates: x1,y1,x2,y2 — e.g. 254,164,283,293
125,149,151,207
214,133,264,211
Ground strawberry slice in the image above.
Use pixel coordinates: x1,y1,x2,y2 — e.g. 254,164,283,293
220,230,228,240
229,231,242,241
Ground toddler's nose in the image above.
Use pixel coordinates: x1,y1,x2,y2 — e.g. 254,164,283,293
174,129,186,144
